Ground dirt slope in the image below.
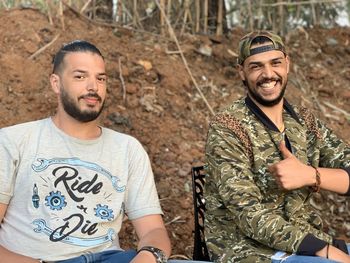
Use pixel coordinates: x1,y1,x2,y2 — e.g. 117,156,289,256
0,7,349,259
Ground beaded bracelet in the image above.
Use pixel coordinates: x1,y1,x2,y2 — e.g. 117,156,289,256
311,165,321,193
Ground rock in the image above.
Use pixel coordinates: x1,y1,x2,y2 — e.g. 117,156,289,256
197,44,212,57
107,113,132,128
126,83,138,94
180,198,191,209
137,60,152,71
326,37,338,46
340,90,350,99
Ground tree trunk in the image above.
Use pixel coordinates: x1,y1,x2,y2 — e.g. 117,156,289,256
216,0,223,35
203,0,208,33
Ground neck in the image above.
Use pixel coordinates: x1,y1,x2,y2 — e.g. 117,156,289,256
52,110,101,140
252,97,285,131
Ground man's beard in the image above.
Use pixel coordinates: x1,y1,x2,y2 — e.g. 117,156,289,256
60,87,104,122
246,78,287,107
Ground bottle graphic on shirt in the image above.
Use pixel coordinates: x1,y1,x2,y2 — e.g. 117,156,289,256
32,183,40,208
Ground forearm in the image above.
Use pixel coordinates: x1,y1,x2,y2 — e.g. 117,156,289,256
0,245,39,263
300,165,350,194
130,213,172,263
136,227,171,257
317,167,350,194
316,244,350,262
132,227,171,263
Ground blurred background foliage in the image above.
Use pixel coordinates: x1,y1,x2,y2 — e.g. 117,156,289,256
0,0,349,36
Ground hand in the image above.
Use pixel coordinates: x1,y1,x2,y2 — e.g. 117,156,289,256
131,250,157,263
316,244,350,263
268,141,315,190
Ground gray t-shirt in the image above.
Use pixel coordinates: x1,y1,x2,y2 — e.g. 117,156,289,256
0,118,162,261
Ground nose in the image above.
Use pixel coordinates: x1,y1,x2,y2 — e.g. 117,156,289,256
87,77,98,92
261,64,274,78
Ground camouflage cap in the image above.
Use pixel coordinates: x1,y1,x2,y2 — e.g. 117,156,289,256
237,31,286,65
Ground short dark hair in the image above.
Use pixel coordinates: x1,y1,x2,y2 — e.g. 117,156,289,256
52,40,104,74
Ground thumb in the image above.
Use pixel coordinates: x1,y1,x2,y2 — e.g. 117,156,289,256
279,141,293,159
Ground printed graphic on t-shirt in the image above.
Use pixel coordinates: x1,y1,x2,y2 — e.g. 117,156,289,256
30,157,125,247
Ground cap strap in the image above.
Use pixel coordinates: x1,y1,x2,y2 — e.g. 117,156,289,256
249,44,277,56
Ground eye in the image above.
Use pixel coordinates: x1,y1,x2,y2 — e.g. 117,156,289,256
74,75,85,80
272,60,282,66
97,76,107,83
249,64,260,70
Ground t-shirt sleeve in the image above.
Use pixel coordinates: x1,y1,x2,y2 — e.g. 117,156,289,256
124,138,162,220
0,130,18,204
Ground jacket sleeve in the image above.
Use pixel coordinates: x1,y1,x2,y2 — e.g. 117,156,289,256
316,119,350,169
313,118,350,195
205,123,332,253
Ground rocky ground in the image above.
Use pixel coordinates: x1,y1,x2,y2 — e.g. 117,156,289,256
0,7,349,259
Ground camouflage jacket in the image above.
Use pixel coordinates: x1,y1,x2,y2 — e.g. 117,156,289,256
204,97,350,263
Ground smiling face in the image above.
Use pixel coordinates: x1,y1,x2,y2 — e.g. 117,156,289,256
50,51,107,122
238,42,290,107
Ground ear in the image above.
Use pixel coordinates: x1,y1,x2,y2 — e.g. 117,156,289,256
285,55,290,74
237,64,246,82
50,74,60,95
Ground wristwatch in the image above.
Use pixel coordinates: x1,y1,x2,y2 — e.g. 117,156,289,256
137,246,168,263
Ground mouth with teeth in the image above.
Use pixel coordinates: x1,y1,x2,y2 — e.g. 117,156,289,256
257,79,281,94
248,76,286,106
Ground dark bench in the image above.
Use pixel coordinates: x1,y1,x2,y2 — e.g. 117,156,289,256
191,166,210,261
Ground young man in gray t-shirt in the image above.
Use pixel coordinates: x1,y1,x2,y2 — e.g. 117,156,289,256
0,40,170,263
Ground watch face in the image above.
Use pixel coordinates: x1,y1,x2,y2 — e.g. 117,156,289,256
155,249,167,263
140,246,167,263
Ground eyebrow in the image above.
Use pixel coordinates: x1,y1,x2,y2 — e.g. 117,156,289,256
248,56,285,66
72,69,106,75
72,69,87,74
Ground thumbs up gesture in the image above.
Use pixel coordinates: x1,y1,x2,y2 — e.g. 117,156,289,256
268,141,315,190
279,140,294,159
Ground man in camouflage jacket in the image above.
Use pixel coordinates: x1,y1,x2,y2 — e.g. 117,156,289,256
204,31,350,263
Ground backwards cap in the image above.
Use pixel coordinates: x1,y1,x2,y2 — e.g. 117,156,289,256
237,31,286,65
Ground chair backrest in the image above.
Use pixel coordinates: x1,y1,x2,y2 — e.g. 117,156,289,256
191,165,210,261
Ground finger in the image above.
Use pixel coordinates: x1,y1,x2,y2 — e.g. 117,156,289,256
279,141,293,159
268,164,276,174
275,177,283,188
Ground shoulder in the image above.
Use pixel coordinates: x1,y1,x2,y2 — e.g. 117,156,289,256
222,97,248,117
287,101,318,125
289,104,322,139
101,127,145,150
0,118,47,139
0,119,48,154
208,98,254,162
210,97,253,135
210,97,248,127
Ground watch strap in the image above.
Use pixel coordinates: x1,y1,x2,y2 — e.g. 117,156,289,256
137,246,167,263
